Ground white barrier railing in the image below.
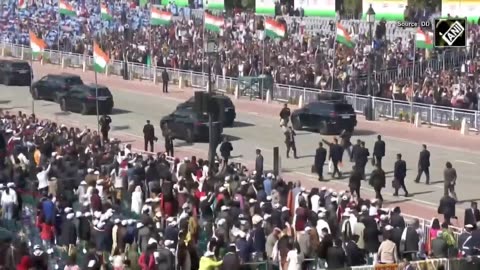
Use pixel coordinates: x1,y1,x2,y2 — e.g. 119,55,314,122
1,42,478,132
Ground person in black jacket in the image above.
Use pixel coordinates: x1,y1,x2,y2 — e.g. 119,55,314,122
350,139,361,162
415,144,430,184
355,141,370,179
163,124,174,157
372,135,385,168
279,103,291,127
99,114,111,143
142,120,155,152
326,238,346,269
369,164,386,203
219,137,233,165
438,195,457,225
393,153,409,197
349,166,362,199
315,142,327,181
284,126,297,158
162,68,169,93
323,138,343,179
255,149,264,178
464,201,480,228
345,235,367,266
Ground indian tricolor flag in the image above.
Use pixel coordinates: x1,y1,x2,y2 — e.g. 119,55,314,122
336,23,354,48
265,19,286,39
29,31,46,59
18,0,27,9
93,43,110,73
59,0,76,17
101,4,112,21
205,13,224,33
415,29,434,49
150,8,172,26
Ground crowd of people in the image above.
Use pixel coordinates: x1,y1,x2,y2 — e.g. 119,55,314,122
0,104,478,270
2,0,480,109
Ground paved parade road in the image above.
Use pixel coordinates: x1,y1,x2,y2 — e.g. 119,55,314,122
2,60,480,223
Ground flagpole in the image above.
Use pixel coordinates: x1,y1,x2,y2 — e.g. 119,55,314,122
30,37,35,115
331,22,336,91
410,46,415,123
95,42,100,134
202,13,206,88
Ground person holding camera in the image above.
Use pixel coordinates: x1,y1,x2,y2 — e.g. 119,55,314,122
143,120,156,152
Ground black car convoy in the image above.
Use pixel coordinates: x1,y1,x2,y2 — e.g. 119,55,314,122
0,60,357,142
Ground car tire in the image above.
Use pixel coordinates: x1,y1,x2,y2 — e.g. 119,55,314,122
318,121,329,134
80,103,89,115
32,88,39,100
185,128,194,143
60,99,67,112
292,116,302,130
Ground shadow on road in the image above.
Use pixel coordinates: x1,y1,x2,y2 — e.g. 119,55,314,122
112,125,131,131
111,108,131,115
353,129,377,136
408,190,434,196
230,121,254,128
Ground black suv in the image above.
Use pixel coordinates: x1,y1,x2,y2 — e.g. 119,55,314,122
0,60,32,86
58,84,114,115
160,107,223,143
291,100,357,134
176,94,236,127
31,73,84,102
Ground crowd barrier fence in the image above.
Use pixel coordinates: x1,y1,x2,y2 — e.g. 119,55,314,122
1,43,477,131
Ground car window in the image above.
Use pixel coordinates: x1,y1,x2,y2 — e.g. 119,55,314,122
334,104,354,114
10,62,30,70
89,87,112,97
63,76,83,85
306,103,329,114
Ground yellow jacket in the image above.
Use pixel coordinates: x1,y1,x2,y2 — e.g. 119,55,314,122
199,256,222,270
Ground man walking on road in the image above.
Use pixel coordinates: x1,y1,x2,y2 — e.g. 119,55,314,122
443,161,457,200
415,144,430,184
393,153,409,197
219,137,233,166
314,142,327,181
99,114,112,143
372,135,385,169
369,164,386,204
279,104,291,127
163,125,174,157
255,149,264,179
323,138,343,179
284,126,297,158
143,120,155,152
355,141,370,179
162,68,169,93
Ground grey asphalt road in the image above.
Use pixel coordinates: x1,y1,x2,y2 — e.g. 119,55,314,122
1,84,479,212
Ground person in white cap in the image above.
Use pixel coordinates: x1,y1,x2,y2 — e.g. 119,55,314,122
59,212,77,255
1,182,17,220
31,244,49,269
36,162,51,194
77,180,88,205
131,186,143,215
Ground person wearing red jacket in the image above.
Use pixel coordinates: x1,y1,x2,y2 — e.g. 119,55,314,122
138,244,156,270
39,220,55,249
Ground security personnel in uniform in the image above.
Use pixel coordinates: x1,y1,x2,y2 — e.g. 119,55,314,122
162,68,169,93
143,120,155,152
393,153,409,197
355,141,370,179
369,164,386,204
315,142,327,181
415,144,430,184
279,103,291,127
323,138,343,179
99,114,112,143
284,126,297,158
372,135,385,168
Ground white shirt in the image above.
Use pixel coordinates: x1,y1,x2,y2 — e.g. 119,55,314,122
1,189,17,206
37,164,51,190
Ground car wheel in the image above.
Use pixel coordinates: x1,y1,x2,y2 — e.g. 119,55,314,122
185,128,194,143
292,116,302,130
60,99,67,112
80,103,89,115
31,88,39,100
318,121,329,134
